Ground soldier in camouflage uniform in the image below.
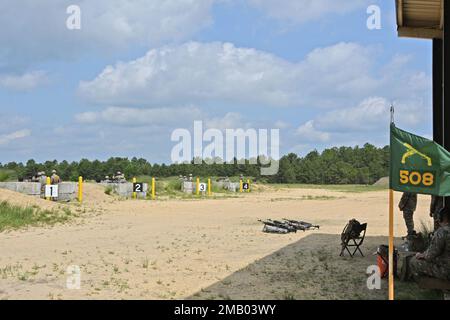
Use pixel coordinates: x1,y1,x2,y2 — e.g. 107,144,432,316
37,171,47,197
430,195,444,231
407,206,450,281
50,170,61,184
113,171,126,183
399,192,417,236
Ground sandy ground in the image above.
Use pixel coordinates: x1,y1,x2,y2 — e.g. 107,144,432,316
0,184,435,300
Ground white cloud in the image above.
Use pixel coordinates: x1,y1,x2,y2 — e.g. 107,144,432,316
0,0,214,70
204,112,249,130
74,105,254,132
79,41,385,108
312,97,391,133
248,0,370,24
295,96,429,144
296,120,330,142
0,129,31,145
274,120,290,129
0,71,48,91
75,106,204,127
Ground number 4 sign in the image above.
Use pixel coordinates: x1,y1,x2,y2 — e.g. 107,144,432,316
45,185,59,198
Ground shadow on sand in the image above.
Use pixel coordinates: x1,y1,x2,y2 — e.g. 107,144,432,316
187,233,441,300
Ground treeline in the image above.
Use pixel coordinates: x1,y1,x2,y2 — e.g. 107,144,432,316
0,143,389,184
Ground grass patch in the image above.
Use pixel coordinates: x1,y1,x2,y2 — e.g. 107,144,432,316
419,220,434,247
418,220,434,248
270,195,344,202
0,169,17,182
104,186,114,195
396,281,442,300
270,184,387,193
0,201,74,232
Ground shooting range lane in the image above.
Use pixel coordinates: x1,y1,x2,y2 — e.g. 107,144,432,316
0,184,432,299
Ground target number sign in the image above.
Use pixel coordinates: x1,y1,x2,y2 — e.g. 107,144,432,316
45,185,59,198
198,183,207,192
133,183,144,193
242,183,250,190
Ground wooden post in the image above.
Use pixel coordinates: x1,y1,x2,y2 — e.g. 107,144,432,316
388,189,395,300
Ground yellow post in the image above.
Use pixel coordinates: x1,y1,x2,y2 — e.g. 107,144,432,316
46,176,51,201
78,176,83,203
151,177,156,200
196,177,200,196
239,179,243,193
247,179,250,193
388,189,395,300
208,178,211,196
132,177,137,199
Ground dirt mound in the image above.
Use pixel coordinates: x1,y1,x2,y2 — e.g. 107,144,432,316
0,188,59,210
373,176,389,187
81,183,115,205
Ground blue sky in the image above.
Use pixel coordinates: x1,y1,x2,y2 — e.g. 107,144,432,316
0,0,433,164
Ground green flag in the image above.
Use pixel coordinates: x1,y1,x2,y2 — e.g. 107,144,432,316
390,123,450,195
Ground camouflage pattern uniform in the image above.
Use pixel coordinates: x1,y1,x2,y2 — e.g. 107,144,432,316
38,172,47,198
399,192,417,235
430,196,444,231
51,173,61,184
113,172,126,183
408,225,450,280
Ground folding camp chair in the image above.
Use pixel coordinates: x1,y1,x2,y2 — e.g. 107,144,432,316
340,222,367,258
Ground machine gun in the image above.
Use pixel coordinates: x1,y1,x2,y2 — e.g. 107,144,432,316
258,219,292,234
267,219,298,233
283,219,320,230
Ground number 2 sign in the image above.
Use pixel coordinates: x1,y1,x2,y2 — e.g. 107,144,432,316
133,183,144,193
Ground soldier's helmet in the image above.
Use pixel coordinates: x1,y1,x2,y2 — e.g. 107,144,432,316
105,176,109,179
52,170,57,174
117,171,122,175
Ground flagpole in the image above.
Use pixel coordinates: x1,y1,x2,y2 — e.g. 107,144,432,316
388,188,394,300
389,104,395,300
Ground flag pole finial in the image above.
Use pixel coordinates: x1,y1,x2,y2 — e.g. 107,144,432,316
390,104,395,124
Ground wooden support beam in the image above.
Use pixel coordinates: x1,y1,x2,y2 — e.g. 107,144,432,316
398,0,404,26
398,26,443,39
433,39,443,145
444,0,450,150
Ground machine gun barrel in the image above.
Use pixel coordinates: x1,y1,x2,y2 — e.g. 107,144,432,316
283,219,320,230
